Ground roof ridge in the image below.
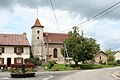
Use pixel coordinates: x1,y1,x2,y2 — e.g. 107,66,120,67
44,32,67,35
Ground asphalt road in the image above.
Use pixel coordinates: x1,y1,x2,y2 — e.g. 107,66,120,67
60,67,120,80
0,67,120,80
0,70,77,80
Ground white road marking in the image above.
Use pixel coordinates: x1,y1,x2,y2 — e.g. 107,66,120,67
0,77,9,79
112,72,120,80
42,75,53,80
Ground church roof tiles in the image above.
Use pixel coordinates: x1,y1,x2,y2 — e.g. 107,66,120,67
43,32,68,44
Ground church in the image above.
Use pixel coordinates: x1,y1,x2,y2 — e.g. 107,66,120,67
31,18,68,64
0,18,68,67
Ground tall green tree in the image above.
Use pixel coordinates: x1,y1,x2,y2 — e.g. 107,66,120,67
61,26,100,66
105,49,115,63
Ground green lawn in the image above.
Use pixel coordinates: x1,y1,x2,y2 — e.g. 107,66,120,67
44,64,74,71
44,63,119,71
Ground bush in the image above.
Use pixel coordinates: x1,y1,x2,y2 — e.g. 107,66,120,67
108,62,117,65
10,64,36,73
79,64,102,69
116,60,120,64
48,60,56,69
24,57,42,66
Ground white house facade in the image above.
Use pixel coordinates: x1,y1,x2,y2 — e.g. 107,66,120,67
0,33,30,67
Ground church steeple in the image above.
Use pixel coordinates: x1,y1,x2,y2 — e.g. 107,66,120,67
31,18,44,28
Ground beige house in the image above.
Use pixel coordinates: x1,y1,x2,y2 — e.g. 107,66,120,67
93,51,108,64
114,51,120,61
31,18,68,64
0,33,30,67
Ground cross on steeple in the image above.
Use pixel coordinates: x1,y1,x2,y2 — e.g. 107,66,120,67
37,10,38,18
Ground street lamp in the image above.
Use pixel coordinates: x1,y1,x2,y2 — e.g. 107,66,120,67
46,33,49,63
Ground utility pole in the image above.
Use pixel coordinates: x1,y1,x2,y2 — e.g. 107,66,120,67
63,43,66,69
46,33,49,64
81,30,84,37
64,43,70,69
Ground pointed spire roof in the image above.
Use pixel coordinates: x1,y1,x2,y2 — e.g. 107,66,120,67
31,18,44,28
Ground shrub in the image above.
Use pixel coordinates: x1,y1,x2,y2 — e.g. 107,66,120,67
48,60,56,69
10,68,18,73
116,60,120,64
10,64,36,73
24,57,42,66
108,62,117,65
79,64,102,69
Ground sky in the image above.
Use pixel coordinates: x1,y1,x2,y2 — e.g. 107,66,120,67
0,0,120,51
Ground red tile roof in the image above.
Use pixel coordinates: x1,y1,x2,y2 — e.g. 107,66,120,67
43,32,68,44
32,18,44,28
0,33,29,46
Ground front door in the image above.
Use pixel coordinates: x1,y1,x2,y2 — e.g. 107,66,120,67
7,58,11,67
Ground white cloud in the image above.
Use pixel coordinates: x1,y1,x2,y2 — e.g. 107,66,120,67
0,1,120,51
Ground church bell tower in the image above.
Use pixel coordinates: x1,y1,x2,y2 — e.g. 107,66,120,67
31,18,44,59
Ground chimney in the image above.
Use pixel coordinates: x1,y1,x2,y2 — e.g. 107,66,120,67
23,32,27,40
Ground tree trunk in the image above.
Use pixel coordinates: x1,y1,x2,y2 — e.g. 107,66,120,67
75,61,78,66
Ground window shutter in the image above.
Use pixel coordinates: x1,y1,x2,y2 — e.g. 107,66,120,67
14,58,17,64
2,47,4,53
14,47,17,53
2,58,4,64
21,47,23,53
21,58,23,64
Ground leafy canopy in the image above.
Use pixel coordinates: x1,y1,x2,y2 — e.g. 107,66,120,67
104,49,116,63
61,26,100,65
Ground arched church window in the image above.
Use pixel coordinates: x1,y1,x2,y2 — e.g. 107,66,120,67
53,48,58,58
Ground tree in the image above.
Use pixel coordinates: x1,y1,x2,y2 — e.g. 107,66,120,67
61,26,100,66
105,49,115,63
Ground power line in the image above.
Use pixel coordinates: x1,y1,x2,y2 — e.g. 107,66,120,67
76,1,120,27
79,5,120,27
49,0,61,32
61,1,120,32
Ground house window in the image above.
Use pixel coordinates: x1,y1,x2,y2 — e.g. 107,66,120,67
17,48,22,53
0,58,2,64
14,58,23,64
0,48,2,53
37,31,40,34
0,58,4,64
0,47,4,53
53,48,58,58
14,47,23,53
100,56,102,60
